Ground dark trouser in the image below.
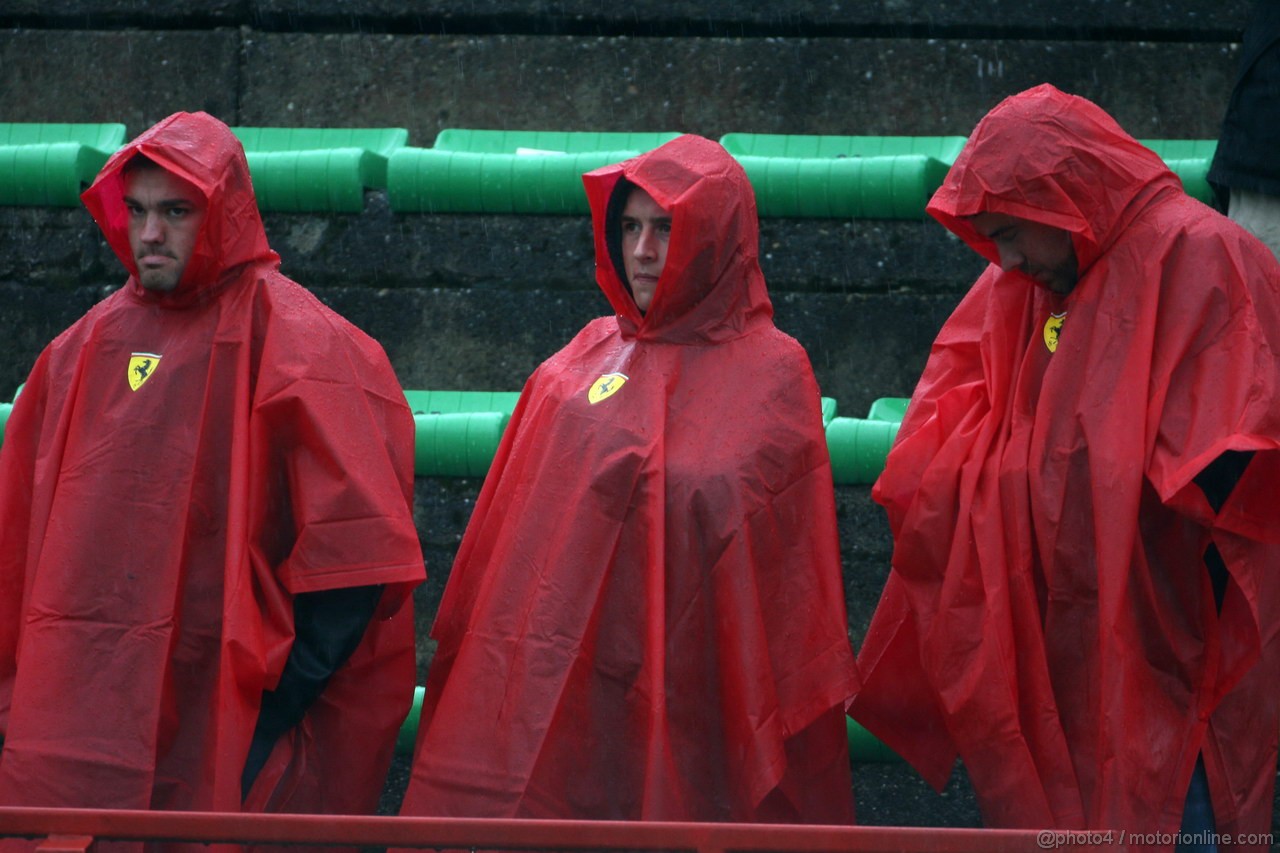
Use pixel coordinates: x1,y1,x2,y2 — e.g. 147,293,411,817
1177,756,1217,853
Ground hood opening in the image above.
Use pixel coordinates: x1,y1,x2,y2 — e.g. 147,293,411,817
604,176,638,307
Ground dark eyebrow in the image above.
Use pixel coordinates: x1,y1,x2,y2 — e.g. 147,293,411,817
122,195,199,208
622,214,671,223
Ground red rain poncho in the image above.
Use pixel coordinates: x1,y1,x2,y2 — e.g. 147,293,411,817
851,85,1280,848
399,134,858,822
0,112,424,827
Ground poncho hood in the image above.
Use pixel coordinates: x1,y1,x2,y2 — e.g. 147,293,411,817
928,84,1183,287
82,111,279,307
583,134,773,343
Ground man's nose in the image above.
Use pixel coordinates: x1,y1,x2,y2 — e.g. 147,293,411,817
140,213,165,244
633,227,657,259
996,244,1024,271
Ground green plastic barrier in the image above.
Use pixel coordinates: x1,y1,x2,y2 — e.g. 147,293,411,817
1140,139,1217,161
0,123,126,207
433,129,680,155
232,127,407,182
827,417,899,485
414,411,510,477
719,134,968,219
866,396,908,424
231,127,410,212
397,685,426,754
820,396,837,428
719,133,968,161
735,153,952,219
394,686,901,763
0,122,126,149
0,385,21,448
1163,157,1214,204
389,129,681,214
243,148,378,213
826,398,909,485
404,389,520,416
391,148,638,214
1141,140,1218,204
404,390,519,476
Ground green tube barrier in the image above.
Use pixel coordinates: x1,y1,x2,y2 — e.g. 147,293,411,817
820,396,837,428
0,123,124,207
394,686,900,764
1163,157,1213,204
414,411,510,477
388,149,642,214
396,685,426,754
865,397,908,424
404,389,520,417
1137,140,1217,205
245,149,377,213
827,416,900,485
719,132,968,162
432,129,680,155
0,142,114,207
736,154,951,219
0,402,10,446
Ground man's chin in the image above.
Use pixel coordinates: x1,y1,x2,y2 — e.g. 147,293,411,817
138,274,181,293
1030,271,1075,295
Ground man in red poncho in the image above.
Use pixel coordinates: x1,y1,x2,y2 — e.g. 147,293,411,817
850,84,1280,851
0,112,425,828
398,134,858,822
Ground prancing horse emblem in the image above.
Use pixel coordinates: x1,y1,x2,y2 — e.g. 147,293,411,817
587,373,629,405
1043,313,1066,353
128,353,163,391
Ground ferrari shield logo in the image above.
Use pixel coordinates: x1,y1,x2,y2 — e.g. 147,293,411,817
1043,313,1066,353
128,353,162,391
587,373,629,405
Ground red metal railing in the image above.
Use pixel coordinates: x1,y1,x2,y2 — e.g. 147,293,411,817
0,806,1111,852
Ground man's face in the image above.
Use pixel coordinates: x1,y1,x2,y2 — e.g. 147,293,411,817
620,187,671,313
124,167,206,292
970,211,1079,295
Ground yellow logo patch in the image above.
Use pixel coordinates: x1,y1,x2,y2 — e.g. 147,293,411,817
1043,313,1066,353
128,353,162,391
587,373,629,405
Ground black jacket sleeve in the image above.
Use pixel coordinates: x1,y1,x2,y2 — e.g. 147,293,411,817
241,584,384,798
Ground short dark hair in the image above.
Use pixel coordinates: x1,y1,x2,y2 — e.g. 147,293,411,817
604,178,638,290
121,153,162,175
